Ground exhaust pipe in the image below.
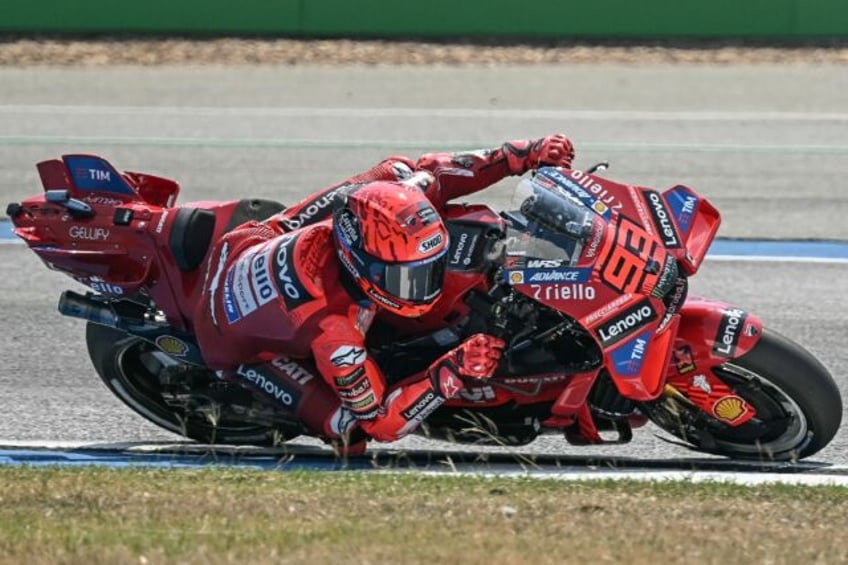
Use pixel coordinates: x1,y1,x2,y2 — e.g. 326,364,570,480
58,290,120,327
59,290,206,366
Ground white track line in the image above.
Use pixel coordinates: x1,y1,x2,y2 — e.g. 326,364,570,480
412,468,848,487
2,105,848,122
2,135,845,155
707,255,848,264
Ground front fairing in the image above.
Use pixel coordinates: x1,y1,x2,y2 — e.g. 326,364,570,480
502,167,718,400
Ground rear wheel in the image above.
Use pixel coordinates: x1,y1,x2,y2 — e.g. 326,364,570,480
646,329,842,461
86,323,301,446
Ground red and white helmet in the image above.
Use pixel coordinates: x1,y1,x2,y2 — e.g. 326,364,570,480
333,181,449,317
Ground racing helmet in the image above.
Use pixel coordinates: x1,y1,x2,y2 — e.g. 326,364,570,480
333,181,449,317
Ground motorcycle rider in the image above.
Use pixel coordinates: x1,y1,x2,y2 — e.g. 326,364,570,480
193,134,576,452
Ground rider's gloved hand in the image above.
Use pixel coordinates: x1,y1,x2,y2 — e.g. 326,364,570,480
529,134,575,170
505,134,576,174
456,333,505,378
427,333,505,398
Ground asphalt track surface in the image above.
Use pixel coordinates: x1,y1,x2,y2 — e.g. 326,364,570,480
0,65,846,469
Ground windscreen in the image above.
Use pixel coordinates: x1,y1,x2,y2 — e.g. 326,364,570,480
505,176,596,266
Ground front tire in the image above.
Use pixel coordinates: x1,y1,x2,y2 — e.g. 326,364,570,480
648,329,842,461
86,323,299,446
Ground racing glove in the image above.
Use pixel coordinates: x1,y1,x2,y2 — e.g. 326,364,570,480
427,333,506,399
506,134,576,174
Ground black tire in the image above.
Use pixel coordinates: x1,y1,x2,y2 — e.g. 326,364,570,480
86,323,299,446
649,329,842,461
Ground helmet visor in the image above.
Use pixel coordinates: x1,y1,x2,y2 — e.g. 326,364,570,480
372,249,447,304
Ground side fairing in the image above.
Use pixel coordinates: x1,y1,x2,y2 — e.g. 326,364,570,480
505,168,720,401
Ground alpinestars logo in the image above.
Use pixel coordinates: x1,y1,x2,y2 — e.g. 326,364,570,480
330,345,366,368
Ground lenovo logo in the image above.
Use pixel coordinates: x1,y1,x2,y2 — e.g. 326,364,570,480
596,300,658,347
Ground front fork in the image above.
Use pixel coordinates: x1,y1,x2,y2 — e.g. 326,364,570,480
553,297,765,444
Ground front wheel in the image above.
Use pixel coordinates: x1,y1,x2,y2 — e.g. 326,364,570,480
645,329,842,461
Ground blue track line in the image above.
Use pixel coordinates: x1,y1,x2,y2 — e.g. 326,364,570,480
0,219,12,241
708,239,848,260
2,444,844,484
0,448,372,471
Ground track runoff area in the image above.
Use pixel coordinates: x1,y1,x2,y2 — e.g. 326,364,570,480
2,440,848,486
1,228,847,483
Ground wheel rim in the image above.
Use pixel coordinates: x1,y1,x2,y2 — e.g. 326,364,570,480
113,339,271,437
699,363,811,457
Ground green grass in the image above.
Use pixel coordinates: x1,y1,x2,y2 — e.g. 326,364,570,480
0,467,846,564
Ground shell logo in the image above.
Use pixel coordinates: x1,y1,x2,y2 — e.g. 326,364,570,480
508,271,525,285
155,335,189,357
592,201,609,215
712,395,748,423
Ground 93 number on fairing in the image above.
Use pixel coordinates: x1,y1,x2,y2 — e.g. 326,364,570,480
600,216,659,294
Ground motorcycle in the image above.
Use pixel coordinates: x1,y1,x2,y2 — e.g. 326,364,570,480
6,154,842,460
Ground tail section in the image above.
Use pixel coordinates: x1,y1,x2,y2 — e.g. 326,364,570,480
36,154,180,208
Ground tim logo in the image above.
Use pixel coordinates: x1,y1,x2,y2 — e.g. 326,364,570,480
89,168,111,181
75,167,111,182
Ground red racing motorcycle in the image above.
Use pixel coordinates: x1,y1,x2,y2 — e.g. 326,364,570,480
6,154,842,460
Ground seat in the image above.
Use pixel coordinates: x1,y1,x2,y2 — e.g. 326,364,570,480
169,198,285,272
169,207,217,272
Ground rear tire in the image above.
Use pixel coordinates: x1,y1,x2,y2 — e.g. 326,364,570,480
86,323,299,446
648,329,842,461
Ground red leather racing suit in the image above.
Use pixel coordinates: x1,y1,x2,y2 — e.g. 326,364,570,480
193,137,573,444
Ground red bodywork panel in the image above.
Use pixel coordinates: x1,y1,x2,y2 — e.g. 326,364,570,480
13,154,241,332
665,297,764,425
